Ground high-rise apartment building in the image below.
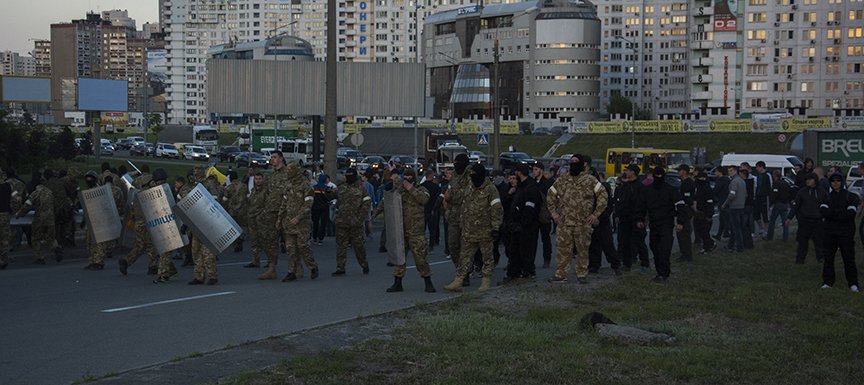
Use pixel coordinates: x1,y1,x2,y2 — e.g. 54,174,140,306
1,51,36,76
599,0,864,120
32,39,51,77
163,0,494,124
50,11,158,123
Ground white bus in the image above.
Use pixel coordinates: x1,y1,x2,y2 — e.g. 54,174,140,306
278,138,314,165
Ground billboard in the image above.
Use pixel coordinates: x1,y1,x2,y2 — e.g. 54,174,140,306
78,78,128,112
0,75,51,103
817,131,864,173
101,112,129,125
146,49,168,83
713,0,738,32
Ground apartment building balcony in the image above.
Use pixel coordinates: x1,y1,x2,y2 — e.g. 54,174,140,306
346,40,356,47
691,91,713,100
692,40,713,50
691,74,712,84
345,29,357,35
697,6,713,15
691,57,714,67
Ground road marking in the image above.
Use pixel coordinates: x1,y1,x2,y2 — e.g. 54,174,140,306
101,292,237,313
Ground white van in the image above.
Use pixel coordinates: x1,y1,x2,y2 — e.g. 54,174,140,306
721,154,804,178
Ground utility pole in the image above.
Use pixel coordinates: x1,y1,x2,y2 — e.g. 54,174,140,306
324,0,337,178
492,39,500,170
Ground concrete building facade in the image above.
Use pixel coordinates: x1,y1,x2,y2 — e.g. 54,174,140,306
32,39,52,77
1,51,36,76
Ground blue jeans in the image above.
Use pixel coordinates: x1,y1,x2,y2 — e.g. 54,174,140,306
766,203,789,241
728,208,746,252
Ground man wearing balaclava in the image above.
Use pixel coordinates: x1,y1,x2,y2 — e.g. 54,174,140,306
444,163,503,292
444,153,471,282
547,154,608,284
82,171,109,271
636,166,687,283
376,168,436,293
16,170,57,265
332,167,372,276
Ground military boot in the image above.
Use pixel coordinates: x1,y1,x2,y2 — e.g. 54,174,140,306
478,277,491,292
257,266,277,280
386,277,403,292
424,276,437,293
444,276,463,292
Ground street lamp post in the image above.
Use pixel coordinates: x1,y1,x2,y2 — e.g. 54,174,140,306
616,35,639,148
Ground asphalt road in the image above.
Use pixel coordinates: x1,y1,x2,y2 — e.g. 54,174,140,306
1,213,712,385
0,232,466,385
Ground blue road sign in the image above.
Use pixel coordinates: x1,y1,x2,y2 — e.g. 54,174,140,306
477,132,489,147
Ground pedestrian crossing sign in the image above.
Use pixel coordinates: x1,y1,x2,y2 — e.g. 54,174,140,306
477,132,489,147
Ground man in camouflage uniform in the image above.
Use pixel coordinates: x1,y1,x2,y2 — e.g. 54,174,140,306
16,175,56,264
119,168,159,275
258,151,298,280
130,169,180,283
332,168,371,276
98,162,120,186
279,161,319,282
186,171,221,285
0,168,11,269
547,154,608,284
221,171,247,253
444,164,502,292
6,168,26,254
43,169,70,260
377,168,436,293
444,154,471,269
245,172,266,268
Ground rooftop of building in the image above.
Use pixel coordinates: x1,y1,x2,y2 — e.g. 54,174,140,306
425,0,597,25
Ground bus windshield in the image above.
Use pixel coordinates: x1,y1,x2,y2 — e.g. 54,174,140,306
666,153,692,168
195,130,218,140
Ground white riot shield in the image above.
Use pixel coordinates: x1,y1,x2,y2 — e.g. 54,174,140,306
383,190,406,266
137,184,187,254
174,183,243,254
78,185,122,243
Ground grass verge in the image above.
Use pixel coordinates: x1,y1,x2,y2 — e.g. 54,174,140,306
220,239,864,385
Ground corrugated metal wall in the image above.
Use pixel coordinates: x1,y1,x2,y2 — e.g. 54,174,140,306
207,60,425,117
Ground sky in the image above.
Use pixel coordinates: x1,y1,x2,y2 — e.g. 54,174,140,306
0,0,158,54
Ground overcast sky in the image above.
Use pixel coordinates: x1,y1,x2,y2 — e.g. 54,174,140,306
0,0,158,54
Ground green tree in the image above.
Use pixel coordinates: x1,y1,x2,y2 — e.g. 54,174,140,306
54,127,78,161
605,93,634,118
146,113,163,157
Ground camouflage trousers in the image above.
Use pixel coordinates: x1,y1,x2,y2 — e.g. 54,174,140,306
457,237,494,279
336,225,368,271
446,217,462,268
284,224,317,275
157,252,177,279
260,211,280,267
248,220,263,265
31,217,56,261
191,237,216,281
0,212,8,265
125,222,156,269
394,233,431,278
554,224,594,279
86,231,109,266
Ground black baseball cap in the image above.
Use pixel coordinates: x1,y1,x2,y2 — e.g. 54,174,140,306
676,164,691,172
626,164,641,174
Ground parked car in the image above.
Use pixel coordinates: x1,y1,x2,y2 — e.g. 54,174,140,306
499,152,539,170
156,143,180,158
235,152,270,169
184,145,210,161
130,143,153,157
848,178,863,199
127,136,146,147
531,127,553,136
390,155,420,168
100,139,115,152
100,145,114,156
217,146,243,162
114,138,134,150
469,150,488,165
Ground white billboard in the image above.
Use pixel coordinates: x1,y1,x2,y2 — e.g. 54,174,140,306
0,75,51,103
78,78,128,112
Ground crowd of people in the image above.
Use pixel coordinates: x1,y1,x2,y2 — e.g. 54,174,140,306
1,154,862,293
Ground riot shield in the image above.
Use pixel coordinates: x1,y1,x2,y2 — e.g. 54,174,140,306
174,183,243,254
78,185,122,243
383,190,406,266
136,184,187,254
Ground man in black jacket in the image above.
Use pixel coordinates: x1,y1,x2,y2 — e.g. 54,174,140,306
588,169,622,275
712,166,731,240
532,164,554,268
766,170,791,241
502,164,541,282
614,164,650,271
421,170,442,251
693,171,716,253
754,161,772,237
820,173,860,292
676,165,695,261
637,166,687,282
786,173,827,264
